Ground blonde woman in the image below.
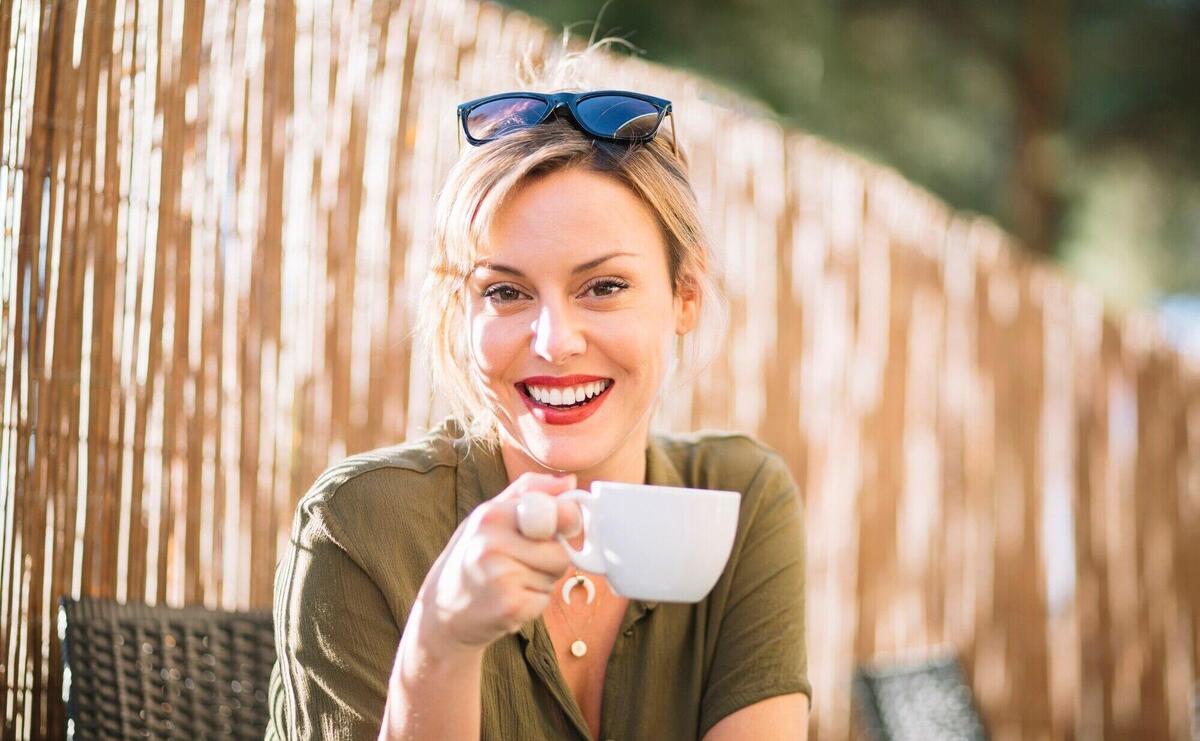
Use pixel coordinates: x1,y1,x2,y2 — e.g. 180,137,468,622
268,61,810,741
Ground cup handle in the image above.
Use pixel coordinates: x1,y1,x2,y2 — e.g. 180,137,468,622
555,489,607,574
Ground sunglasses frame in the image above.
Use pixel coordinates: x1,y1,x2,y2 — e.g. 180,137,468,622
456,90,677,155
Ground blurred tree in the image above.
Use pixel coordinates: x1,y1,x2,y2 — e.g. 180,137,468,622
499,0,1200,305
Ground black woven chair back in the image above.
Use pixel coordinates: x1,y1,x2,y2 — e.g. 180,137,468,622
853,653,987,741
58,597,275,740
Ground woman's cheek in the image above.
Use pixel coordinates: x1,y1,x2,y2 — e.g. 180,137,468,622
470,312,520,377
597,307,670,350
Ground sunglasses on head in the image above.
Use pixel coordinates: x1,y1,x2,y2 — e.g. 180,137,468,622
456,90,677,154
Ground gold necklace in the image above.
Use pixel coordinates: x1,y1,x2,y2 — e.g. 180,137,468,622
554,571,598,658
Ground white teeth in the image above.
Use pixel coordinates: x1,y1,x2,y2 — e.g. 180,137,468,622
525,380,610,407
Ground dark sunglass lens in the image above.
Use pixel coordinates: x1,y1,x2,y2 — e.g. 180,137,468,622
575,96,661,139
465,98,548,140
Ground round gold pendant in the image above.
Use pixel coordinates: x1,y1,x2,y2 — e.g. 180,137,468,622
570,640,587,658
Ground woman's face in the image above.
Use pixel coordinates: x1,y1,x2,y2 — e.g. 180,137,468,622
467,166,698,475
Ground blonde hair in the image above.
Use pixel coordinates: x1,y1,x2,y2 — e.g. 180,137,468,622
416,39,726,447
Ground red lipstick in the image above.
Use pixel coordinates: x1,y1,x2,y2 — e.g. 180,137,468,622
519,374,608,387
516,375,614,426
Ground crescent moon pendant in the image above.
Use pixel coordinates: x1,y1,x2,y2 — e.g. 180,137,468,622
561,574,596,605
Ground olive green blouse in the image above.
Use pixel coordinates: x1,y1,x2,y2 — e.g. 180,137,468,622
267,417,809,740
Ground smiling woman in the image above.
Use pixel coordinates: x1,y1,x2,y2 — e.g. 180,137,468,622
267,39,810,741
466,166,698,475
423,111,722,451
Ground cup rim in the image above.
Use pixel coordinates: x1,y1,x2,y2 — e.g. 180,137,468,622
591,481,741,500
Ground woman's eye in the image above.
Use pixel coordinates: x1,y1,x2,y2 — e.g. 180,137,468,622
481,284,526,303
584,278,630,298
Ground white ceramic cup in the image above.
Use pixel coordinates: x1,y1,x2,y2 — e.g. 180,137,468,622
555,481,741,603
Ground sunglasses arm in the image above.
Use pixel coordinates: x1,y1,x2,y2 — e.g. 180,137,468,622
668,111,678,157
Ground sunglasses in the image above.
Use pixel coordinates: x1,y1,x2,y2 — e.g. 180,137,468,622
456,90,677,154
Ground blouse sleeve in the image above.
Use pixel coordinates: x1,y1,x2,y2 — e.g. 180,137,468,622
269,498,400,740
699,451,811,737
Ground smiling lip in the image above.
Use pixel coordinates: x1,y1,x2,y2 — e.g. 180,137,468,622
516,375,613,426
518,374,609,386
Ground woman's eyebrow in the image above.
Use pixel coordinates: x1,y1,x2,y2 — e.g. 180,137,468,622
474,251,637,278
474,262,526,278
570,251,637,274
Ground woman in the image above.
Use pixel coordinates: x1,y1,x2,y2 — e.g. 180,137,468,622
268,74,810,740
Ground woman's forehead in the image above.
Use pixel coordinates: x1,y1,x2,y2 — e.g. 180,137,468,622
476,170,664,268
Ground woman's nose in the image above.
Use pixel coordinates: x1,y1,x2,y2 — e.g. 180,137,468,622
531,301,586,364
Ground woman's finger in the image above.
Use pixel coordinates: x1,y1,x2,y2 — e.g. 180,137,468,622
519,566,560,594
480,472,576,537
483,530,573,580
515,491,557,540
477,548,561,594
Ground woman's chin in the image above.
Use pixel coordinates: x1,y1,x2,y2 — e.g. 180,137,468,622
505,400,649,476
527,444,606,476
508,427,607,474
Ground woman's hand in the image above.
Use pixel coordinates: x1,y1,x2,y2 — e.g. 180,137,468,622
412,472,582,655
383,473,580,739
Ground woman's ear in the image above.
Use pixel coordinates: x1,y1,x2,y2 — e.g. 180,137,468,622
674,274,701,335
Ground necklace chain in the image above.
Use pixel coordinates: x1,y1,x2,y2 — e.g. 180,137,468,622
553,571,598,658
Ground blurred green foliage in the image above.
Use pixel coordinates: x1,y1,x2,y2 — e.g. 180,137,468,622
499,0,1200,307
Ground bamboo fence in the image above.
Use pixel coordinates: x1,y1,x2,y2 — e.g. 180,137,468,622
2,0,1198,738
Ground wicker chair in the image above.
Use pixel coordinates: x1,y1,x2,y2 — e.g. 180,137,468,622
852,653,987,741
58,597,275,740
